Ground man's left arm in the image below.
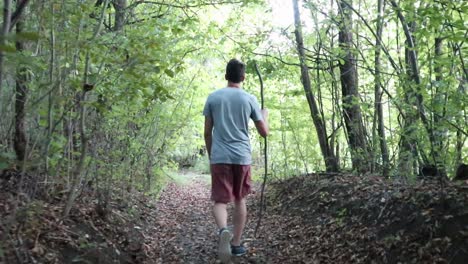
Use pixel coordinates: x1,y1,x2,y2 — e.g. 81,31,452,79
204,116,213,159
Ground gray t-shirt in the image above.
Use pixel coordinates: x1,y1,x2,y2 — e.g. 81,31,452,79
203,87,263,165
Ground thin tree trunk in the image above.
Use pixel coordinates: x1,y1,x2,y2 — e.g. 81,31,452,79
14,2,27,162
292,0,338,172
337,0,369,173
63,62,89,218
280,112,290,175
389,0,440,175
454,78,466,167
113,0,127,31
432,37,447,175
45,2,56,172
63,0,108,217
398,19,419,176
328,0,340,166
374,0,389,176
0,0,12,109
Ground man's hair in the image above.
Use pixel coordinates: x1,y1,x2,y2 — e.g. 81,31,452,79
225,59,245,83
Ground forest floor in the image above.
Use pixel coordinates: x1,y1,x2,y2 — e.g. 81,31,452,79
1,169,468,263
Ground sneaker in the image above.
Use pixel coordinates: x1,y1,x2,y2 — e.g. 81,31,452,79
231,245,247,256
218,228,232,262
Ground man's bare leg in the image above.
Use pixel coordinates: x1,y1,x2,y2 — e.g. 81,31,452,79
232,198,247,246
213,202,228,229
214,202,231,262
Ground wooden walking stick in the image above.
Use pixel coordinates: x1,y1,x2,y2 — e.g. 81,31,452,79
254,62,267,237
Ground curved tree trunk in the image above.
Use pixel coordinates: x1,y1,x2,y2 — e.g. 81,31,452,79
292,0,338,172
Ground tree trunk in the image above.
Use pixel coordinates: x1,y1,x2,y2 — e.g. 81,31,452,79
63,0,108,216
113,0,126,31
14,3,27,162
373,0,389,176
337,0,369,173
398,19,419,176
292,0,338,172
63,52,91,217
1,0,31,107
45,1,56,172
431,37,447,175
0,0,12,107
9,0,30,32
63,89,88,217
454,78,466,167
389,0,441,176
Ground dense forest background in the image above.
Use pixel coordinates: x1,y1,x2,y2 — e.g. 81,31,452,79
0,0,467,263
1,0,466,192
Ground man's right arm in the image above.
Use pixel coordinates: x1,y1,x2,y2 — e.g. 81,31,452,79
254,109,269,138
204,116,214,158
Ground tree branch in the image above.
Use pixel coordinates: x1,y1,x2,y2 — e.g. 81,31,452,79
9,0,30,32
126,0,244,10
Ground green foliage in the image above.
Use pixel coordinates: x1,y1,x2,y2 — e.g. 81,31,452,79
192,155,210,175
0,147,16,170
0,0,466,200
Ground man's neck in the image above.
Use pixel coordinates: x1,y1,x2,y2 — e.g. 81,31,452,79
227,82,242,88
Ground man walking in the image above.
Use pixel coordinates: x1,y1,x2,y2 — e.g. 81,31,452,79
203,59,269,262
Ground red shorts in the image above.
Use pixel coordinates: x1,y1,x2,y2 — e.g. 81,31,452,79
210,164,252,203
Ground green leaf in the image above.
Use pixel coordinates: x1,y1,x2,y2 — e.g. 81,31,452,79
171,26,184,34
164,69,175,78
